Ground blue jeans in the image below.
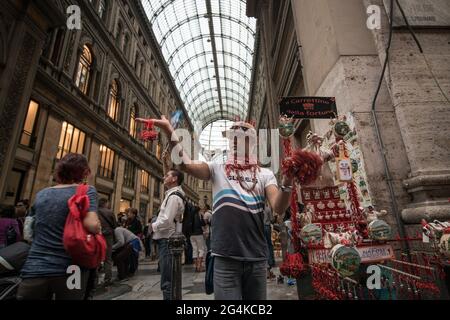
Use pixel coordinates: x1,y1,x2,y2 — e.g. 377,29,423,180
264,225,275,269
213,256,267,300
156,239,172,300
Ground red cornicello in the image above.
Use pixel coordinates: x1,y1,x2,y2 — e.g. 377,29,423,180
282,148,323,186
140,119,159,141
280,253,305,279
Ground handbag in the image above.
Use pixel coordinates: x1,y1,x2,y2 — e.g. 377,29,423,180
63,184,106,269
204,251,214,295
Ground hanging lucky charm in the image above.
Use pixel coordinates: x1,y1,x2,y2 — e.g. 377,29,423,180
330,244,361,277
279,114,295,138
136,118,159,141
300,223,323,244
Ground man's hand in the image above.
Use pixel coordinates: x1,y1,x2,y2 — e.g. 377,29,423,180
152,115,174,136
136,115,174,137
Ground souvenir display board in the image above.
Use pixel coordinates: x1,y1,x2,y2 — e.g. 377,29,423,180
277,107,446,300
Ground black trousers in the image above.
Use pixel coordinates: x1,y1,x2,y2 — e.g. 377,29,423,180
112,244,133,280
17,271,89,300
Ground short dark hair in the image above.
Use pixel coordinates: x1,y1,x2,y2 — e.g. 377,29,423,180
129,208,138,216
98,198,109,208
169,169,184,186
17,199,30,209
0,205,15,218
55,153,91,184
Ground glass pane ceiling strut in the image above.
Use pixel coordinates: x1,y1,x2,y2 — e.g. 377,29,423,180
141,0,256,129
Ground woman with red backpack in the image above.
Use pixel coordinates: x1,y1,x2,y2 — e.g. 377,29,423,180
17,153,103,300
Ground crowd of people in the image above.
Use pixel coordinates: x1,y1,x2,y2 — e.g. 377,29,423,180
0,115,295,301
0,153,150,299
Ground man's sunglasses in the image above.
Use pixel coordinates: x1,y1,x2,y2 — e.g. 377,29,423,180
230,126,250,132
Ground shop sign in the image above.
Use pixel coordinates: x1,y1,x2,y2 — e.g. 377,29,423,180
308,244,395,264
279,97,337,119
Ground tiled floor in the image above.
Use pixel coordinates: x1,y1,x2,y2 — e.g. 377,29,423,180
94,258,298,300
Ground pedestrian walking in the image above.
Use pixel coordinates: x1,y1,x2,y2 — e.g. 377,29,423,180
17,153,101,300
201,205,212,252
189,206,206,272
150,169,185,300
264,203,276,280
97,198,117,286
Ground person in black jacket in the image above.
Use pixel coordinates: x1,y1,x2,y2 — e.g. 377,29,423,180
126,208,143,236
97,198,117,286
189,206,206,272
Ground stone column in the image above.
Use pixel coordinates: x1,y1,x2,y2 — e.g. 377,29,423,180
87,140,101,186
149,176,155,217
135,169,142,209
365,0,450,226
0,0,65,202
30,114,63,200
113,157,125,213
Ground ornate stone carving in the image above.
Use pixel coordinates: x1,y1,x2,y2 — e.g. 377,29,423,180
0,32,37,175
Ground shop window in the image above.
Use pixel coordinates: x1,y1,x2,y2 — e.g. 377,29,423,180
56,121,86,159
20,100,40,147
120,198,131,214
98,145,115,179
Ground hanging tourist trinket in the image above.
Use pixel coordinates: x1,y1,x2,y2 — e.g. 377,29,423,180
330,244,361,277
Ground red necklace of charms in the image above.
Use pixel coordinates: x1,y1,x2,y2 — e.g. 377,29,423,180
225,158,260,193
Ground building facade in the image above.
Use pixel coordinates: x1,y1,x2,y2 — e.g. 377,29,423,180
0,0,200,222
247,0,450,241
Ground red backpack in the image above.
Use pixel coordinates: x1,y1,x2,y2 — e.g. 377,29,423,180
63,184,106,269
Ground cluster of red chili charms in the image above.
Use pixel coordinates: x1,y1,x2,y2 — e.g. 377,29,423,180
140,119,159,141
310,265,341,300
281,148,323,186
279,253,305,279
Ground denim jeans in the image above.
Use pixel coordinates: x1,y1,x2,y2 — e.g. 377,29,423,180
156,239,172,300
264,225,275,269
213,256,267,300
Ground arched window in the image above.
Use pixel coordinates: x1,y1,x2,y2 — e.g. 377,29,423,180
98,0,106,19
129,104,137,138
108,80,120,121
75,45,93,94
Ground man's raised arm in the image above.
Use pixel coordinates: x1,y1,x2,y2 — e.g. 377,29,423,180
139,116,211,181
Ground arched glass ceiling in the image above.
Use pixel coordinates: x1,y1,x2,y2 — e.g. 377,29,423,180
141,0,256,129
199,120,232,161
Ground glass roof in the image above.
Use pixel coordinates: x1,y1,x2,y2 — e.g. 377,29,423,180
141,0,256,130
199,120,232,161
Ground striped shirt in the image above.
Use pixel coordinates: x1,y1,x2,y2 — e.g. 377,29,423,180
207,162,278,261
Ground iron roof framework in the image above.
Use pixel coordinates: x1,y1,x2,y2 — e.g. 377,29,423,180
141,0,256,130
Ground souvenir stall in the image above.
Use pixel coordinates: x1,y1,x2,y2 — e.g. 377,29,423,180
278,113,449,300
